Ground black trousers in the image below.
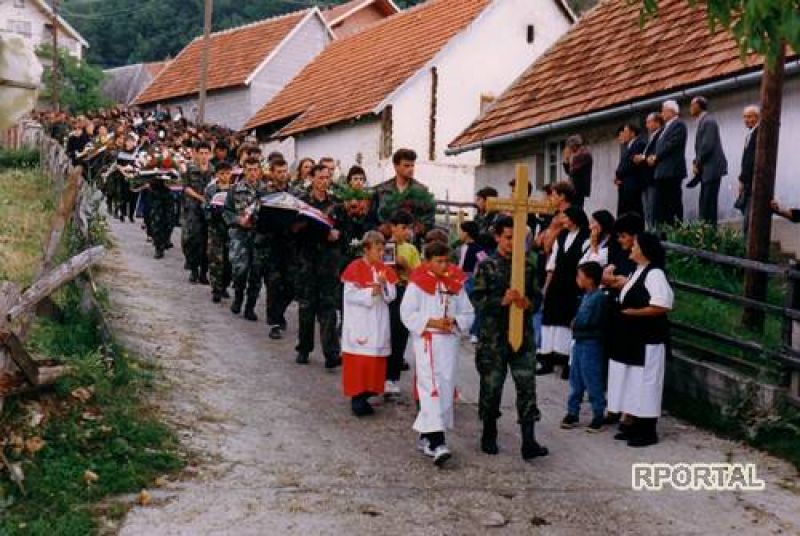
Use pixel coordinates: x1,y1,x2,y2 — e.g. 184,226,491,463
618,186,644,218
387,285,408,382
653,179,684,226
699,179,721,227
266,261,294,327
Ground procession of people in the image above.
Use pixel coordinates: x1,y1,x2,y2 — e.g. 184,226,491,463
34,102,690,468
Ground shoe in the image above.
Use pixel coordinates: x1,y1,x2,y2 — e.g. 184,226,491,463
268,326,283,340
325,355,342,370
212,291,222,303
278,320,287,331
189,270,199,284
560,414,579,429
480,419,499,455
167,242,174,250
351,396,374,417
614,422,631,441
560,364,570,380
154,249,164,259
425,444,451,467
521,422,549,460
417,435,432,455
686,176,701,189
295,353,310,365
222,289,231,299
535,362,554,375
230,292,244,315
198,273,210,285
384,380,401,396
627,435,659,447
587,417,604,433
243,308,258,322
470,335,478,344
401,361,410,372
604,413,621,425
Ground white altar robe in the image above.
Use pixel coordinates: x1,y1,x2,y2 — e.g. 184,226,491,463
400,281,474,434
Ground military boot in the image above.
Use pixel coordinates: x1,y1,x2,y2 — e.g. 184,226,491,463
520,422,549,460
198,272,210,285
480,419,499,455
230,290,244,315
243,297,258,322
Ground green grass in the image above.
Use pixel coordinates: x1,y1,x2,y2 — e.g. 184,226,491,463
0,286,184,536
0,149,40,170
0,169,57,285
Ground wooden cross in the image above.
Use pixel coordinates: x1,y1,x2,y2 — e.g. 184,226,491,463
486,164,556,351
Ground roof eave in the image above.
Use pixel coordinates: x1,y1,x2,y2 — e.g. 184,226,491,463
447,60,800,156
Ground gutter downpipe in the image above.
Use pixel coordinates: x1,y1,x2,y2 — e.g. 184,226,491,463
446,60,800,156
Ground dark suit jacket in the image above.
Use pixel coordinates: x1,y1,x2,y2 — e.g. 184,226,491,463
635,128,662,187
694,114,728,183
739,126,758,197
563,149,593,198
654,119,688,181
616,136,647,193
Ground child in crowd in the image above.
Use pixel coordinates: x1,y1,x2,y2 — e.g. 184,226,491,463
400,241,474,466
458,221,488,343
561,261,608,432
340,231,398,417
386,211,422,395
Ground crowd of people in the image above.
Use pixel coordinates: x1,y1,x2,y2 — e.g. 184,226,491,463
33,100,732,468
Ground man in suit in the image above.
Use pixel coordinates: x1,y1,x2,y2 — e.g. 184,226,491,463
688,96,728,227
634,113,665,229
647,100,688,226
739,105,760,237
614,123,647,217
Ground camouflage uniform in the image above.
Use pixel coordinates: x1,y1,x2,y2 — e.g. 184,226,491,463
294,191,342,362
223,178,267,305
470,251,541,424
261,181,295,328
205,180,232,295
147,178,175,256
181,164,215,274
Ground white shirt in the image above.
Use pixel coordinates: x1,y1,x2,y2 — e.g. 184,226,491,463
546,230,587,272
620,265,674,310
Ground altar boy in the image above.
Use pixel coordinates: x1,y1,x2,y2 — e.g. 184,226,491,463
400,242,474,466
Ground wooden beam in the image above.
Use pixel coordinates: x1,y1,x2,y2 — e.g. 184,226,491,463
0,332,38,385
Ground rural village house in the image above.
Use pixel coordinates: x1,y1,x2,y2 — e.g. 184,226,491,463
448,0,800,223
0,0,88,60
323,0,400,38
102,61,170,107
244,0,575,202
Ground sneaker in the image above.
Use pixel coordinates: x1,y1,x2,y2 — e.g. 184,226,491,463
268,326,283,340
417,435,432,455
560,414,579,429
470,335,478,344
384,380,401,396
586,417,604,433
429,444,452,467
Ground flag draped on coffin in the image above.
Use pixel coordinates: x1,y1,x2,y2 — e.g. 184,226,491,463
257,192,334,234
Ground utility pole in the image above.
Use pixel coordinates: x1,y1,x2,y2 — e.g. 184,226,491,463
197,0,213,125
51,0,60,112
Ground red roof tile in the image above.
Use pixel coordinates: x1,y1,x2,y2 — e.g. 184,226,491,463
244,0,493,135
134,10,309,105
323,0,398,25
450,0,764,150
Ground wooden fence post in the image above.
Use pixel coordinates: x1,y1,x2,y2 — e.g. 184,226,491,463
785,261,800,403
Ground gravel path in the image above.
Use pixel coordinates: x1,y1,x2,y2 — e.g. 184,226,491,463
100,219,799,535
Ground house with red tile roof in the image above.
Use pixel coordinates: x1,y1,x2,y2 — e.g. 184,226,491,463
103,61,171,106
323,0,400,38
245,0,575,202
133,9,334,130
448,0,800,221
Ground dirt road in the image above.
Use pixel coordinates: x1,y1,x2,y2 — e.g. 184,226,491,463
101,220,799,535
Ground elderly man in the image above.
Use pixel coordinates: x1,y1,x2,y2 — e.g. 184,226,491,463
688,96,728,227
647,100,687,226
562,135,593,207
634,113,664,229
738,105,760,236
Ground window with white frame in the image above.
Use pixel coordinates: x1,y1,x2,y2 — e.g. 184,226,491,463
546,139,567,184
9,20,33,37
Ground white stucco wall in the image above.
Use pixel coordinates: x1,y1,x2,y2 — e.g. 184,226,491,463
155,86,253,131
248,14,331,124
386,0,572,201
293,120,383,180
1,1,83,59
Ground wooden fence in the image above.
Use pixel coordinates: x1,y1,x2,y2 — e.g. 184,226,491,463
0,127,107,409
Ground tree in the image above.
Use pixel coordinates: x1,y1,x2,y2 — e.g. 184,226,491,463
637,0,800,331
37,45,110,114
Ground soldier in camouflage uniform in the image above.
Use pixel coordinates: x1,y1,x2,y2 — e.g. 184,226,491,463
205,162,233,303
182,141,215,284
223,158,267,321
262,157,295,340
147,171,177,259
294,164,342,369
470,216,549,461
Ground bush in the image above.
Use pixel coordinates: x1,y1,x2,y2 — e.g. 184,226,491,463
0,149,40,169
